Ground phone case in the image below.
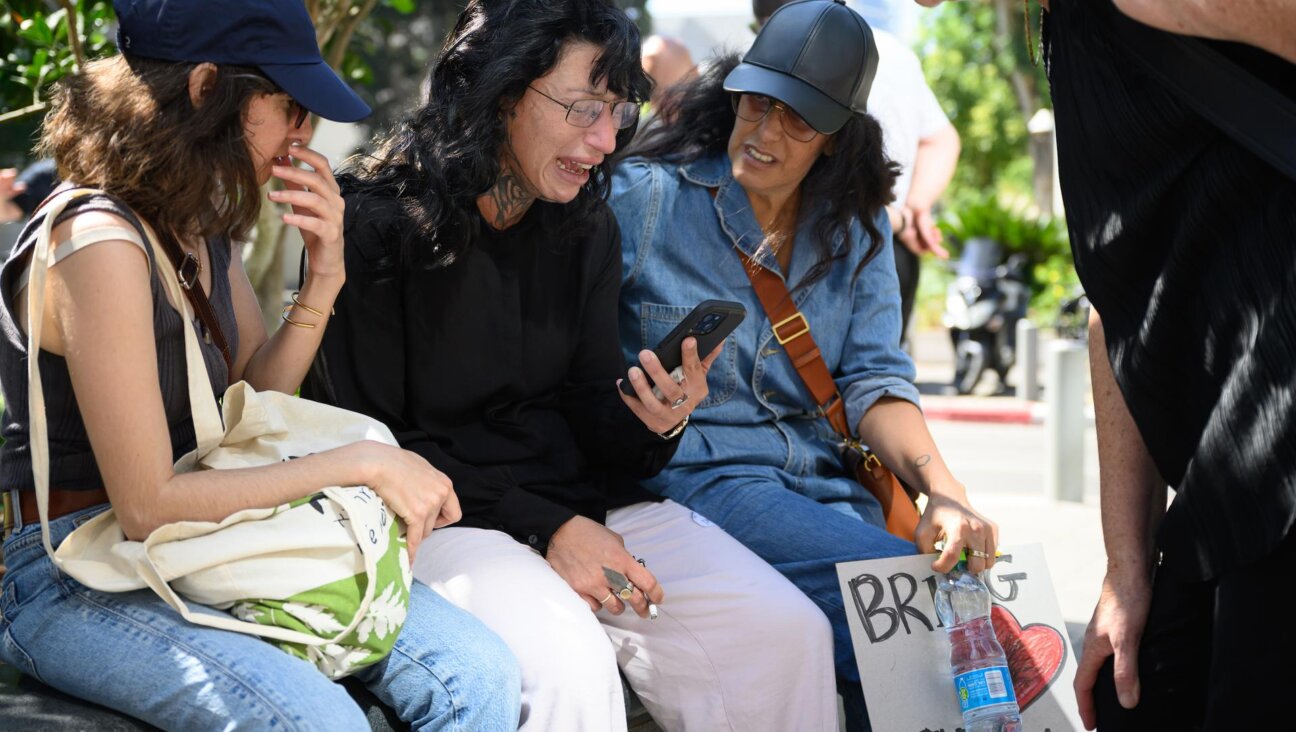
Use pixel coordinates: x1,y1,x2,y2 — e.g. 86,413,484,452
621,299,747,397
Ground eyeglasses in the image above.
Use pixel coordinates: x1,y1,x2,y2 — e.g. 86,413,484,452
731,93,819,143
526,85,640,130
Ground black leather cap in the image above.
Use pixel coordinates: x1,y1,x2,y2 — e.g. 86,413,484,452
725,0,878,134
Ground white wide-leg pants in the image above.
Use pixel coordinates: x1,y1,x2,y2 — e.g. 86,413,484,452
413,500,837,732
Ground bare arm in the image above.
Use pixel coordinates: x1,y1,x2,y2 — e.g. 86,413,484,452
226,244,341,394
230,145,345,394
905,123,960,214
898,123,960,259
1113,0,1296,63
35,215,455,555
858,396,999,574
1073,308,1167,729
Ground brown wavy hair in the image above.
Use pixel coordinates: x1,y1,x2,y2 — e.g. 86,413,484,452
37,54,275,244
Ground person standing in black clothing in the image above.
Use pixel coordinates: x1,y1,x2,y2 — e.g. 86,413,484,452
305,2,845,729
917,0,1295,729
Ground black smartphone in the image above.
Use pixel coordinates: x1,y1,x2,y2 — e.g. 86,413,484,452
620,299,746,397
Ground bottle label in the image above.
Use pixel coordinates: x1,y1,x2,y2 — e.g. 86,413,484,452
952,665,1017,713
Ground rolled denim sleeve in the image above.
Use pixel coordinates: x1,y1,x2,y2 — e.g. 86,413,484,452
836,212,922,431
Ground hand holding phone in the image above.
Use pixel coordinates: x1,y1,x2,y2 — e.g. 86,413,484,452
619,301,741,435
620,300,745,398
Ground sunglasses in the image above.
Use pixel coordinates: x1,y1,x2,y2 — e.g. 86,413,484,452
229,71,309,129
288,99,308,129
730,93,819,143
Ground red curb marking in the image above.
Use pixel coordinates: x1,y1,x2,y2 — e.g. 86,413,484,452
921,407,1036,424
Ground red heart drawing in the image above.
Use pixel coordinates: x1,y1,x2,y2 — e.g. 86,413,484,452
990,604,1067,712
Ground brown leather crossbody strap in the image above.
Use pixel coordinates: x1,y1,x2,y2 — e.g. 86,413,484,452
732,244,920,540
153,232,234,375
735,249,850,432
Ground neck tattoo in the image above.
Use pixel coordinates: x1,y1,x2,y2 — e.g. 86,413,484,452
482,138,538,230
487,172,535,229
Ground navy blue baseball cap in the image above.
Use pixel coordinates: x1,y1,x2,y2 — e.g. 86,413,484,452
113,0,371,123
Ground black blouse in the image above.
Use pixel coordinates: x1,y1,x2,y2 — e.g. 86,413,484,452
303,190,672,554
1045,0,1296,580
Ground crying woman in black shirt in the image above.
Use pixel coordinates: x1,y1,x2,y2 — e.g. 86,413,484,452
303,1,844,729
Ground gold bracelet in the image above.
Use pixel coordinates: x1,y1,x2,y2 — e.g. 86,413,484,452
281,305,317,329
291,291,334,318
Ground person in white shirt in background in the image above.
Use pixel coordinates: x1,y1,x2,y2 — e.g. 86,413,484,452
755,0,960,346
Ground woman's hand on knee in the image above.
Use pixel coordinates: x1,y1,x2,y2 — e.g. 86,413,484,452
346,441,461,560
547,515,664,618
916,484,1000,575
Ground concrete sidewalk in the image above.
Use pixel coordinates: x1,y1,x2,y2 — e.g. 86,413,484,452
909,327,1104,652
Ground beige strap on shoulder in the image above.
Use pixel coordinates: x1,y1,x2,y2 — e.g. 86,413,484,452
26,189,225,565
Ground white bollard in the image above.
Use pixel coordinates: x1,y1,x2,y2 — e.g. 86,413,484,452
1016,319,1039,402
1046,340,1088,503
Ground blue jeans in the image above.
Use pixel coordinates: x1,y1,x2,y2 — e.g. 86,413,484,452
0,505,521,731
653,465,915,731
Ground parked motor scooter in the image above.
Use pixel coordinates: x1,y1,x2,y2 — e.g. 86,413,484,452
941,238,1031,395
1054,288,1092,342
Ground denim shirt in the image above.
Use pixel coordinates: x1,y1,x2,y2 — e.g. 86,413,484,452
611,153,920,480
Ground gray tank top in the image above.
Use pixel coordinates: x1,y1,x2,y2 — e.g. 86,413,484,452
0,193,240,492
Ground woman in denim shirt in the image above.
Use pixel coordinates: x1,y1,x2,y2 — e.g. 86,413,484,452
611,3,998,726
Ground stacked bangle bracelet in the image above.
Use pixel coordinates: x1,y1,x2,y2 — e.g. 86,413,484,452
280,291,335,329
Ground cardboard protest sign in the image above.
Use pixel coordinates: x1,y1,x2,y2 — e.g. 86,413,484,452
837,544,1083,732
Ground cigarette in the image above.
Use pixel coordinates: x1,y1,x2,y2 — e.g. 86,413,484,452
648,602,658,620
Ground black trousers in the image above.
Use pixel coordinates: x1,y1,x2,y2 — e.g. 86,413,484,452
1094,529,1296,731
893,239,919,346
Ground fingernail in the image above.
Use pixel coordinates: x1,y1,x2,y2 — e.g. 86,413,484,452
629,367,642,380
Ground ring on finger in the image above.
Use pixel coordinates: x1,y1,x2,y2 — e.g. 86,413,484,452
968,548,990,559
599,592,614,605
669,394,689,409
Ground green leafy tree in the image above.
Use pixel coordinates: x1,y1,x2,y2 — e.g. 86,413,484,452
917,2,1078,319
918,0,1050,209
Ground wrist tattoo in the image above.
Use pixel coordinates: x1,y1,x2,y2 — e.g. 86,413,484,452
915,454,932,468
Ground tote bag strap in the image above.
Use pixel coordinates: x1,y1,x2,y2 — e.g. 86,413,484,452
132,487,386,647
25,189,223,551
24,189,150,559
136,214,227,459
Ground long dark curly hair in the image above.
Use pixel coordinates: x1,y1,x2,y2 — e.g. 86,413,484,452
623,53,899,287
343,0,651,268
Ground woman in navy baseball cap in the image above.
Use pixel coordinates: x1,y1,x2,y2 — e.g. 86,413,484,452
0,2,521,729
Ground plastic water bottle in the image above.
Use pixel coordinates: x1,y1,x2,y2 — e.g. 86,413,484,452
934,568,1023,732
